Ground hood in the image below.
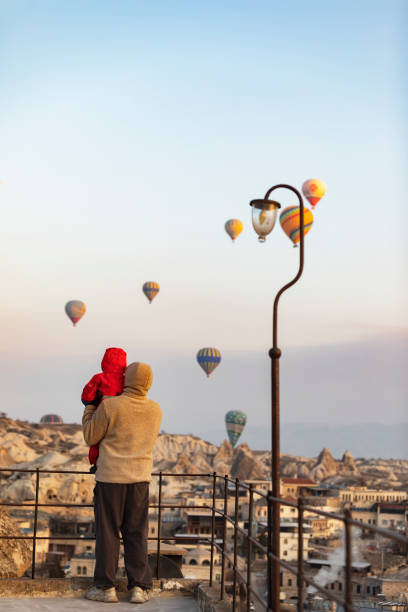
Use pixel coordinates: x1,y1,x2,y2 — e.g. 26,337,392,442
101,348,127,374
124,362,153,397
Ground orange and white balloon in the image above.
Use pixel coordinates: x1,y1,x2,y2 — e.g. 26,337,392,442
302,179,326,209
225,219,243,242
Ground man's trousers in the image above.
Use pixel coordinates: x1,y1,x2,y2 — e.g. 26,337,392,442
93,481,152,590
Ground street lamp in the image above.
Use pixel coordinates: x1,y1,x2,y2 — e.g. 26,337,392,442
249,184,306,612
250,198,281,243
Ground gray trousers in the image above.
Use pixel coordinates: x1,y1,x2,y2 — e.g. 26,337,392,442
93,481,152,590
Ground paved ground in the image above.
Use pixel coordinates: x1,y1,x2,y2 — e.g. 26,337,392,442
0,592,199,611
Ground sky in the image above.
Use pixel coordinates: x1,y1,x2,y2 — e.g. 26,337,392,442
1,1,407,457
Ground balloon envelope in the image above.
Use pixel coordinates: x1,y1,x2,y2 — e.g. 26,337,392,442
143,281,160,303
302,179,326,209
225,219,243,241
279,206,313,246
196,348,221,377
40,414,63,424
65,300,86,326
225,410,247,447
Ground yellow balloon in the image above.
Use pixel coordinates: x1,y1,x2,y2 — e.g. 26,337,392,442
225,219,243,241
302,179,326,209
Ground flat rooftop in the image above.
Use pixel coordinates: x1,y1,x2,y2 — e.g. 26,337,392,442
0,592,199,611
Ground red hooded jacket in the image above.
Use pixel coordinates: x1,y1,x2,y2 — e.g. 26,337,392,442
82,348,127,465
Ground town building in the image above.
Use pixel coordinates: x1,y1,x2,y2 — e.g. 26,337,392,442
340,487,407,507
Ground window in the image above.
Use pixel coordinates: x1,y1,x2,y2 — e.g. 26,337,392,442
82,567,87,575
283,551,288,556
151,527,155,534
367,586,371,594
77,567,81,575
288,579,292,587
202,560,210,566
338,583,342,591
357,585,361,594
189,559,197,565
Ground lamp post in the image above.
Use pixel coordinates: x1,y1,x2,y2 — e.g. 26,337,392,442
250,184,305,612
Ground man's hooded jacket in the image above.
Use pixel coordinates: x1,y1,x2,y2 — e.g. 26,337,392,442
82,362,162,483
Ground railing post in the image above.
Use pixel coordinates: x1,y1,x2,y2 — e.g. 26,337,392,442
232,478,239,612
209,472,217,587
220,474,229,601
156,471,163,579
246,484,254,612
31,468,40,579
297,496,304,612
344,508,352,612
267,490,273,611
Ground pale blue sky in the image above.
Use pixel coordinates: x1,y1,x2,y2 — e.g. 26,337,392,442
1,1,407,455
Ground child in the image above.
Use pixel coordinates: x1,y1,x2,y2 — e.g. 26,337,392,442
81,347,127,472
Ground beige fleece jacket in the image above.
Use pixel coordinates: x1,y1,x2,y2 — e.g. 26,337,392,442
82,362,162,483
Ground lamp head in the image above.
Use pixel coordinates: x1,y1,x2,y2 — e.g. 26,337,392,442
249,199,281,242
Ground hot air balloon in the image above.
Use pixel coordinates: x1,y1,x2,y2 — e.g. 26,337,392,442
196,348,221,378
225,410,247,447
225,219,243,242
143,281,160,304
40,414,63,424
302,179,326,209
65,300,86,326
279,206,313,247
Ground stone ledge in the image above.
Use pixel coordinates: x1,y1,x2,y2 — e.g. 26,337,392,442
197,583,232,611
0,577,201,598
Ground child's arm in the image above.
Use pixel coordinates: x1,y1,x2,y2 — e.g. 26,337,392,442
81,374,103,406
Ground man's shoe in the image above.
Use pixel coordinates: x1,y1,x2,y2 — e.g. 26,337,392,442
85,586,118,602
129,586,150,603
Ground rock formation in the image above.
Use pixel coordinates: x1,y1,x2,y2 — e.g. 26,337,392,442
230,444,265,480
0,416,407,502
0,510,31,577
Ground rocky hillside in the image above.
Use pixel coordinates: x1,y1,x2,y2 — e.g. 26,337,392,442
0,415,407,504
0,510,31,577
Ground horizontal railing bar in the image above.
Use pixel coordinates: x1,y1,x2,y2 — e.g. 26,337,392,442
0,469,92,474
0,535,213,542
149,504,211,510
0,469,213,477
0,503,94,508
0,536,96,540
151,473,212,477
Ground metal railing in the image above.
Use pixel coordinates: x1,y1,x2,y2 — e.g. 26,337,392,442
0,467,407,612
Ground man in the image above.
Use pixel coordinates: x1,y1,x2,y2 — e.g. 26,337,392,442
82,361,162,604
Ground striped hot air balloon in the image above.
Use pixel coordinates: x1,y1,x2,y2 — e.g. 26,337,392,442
65,300,86,326
196,348,222,378
302,179,326,209
225,410,247,447
225,219,244,242
40,414,63,424
279,206,314,247
143,281,160,303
